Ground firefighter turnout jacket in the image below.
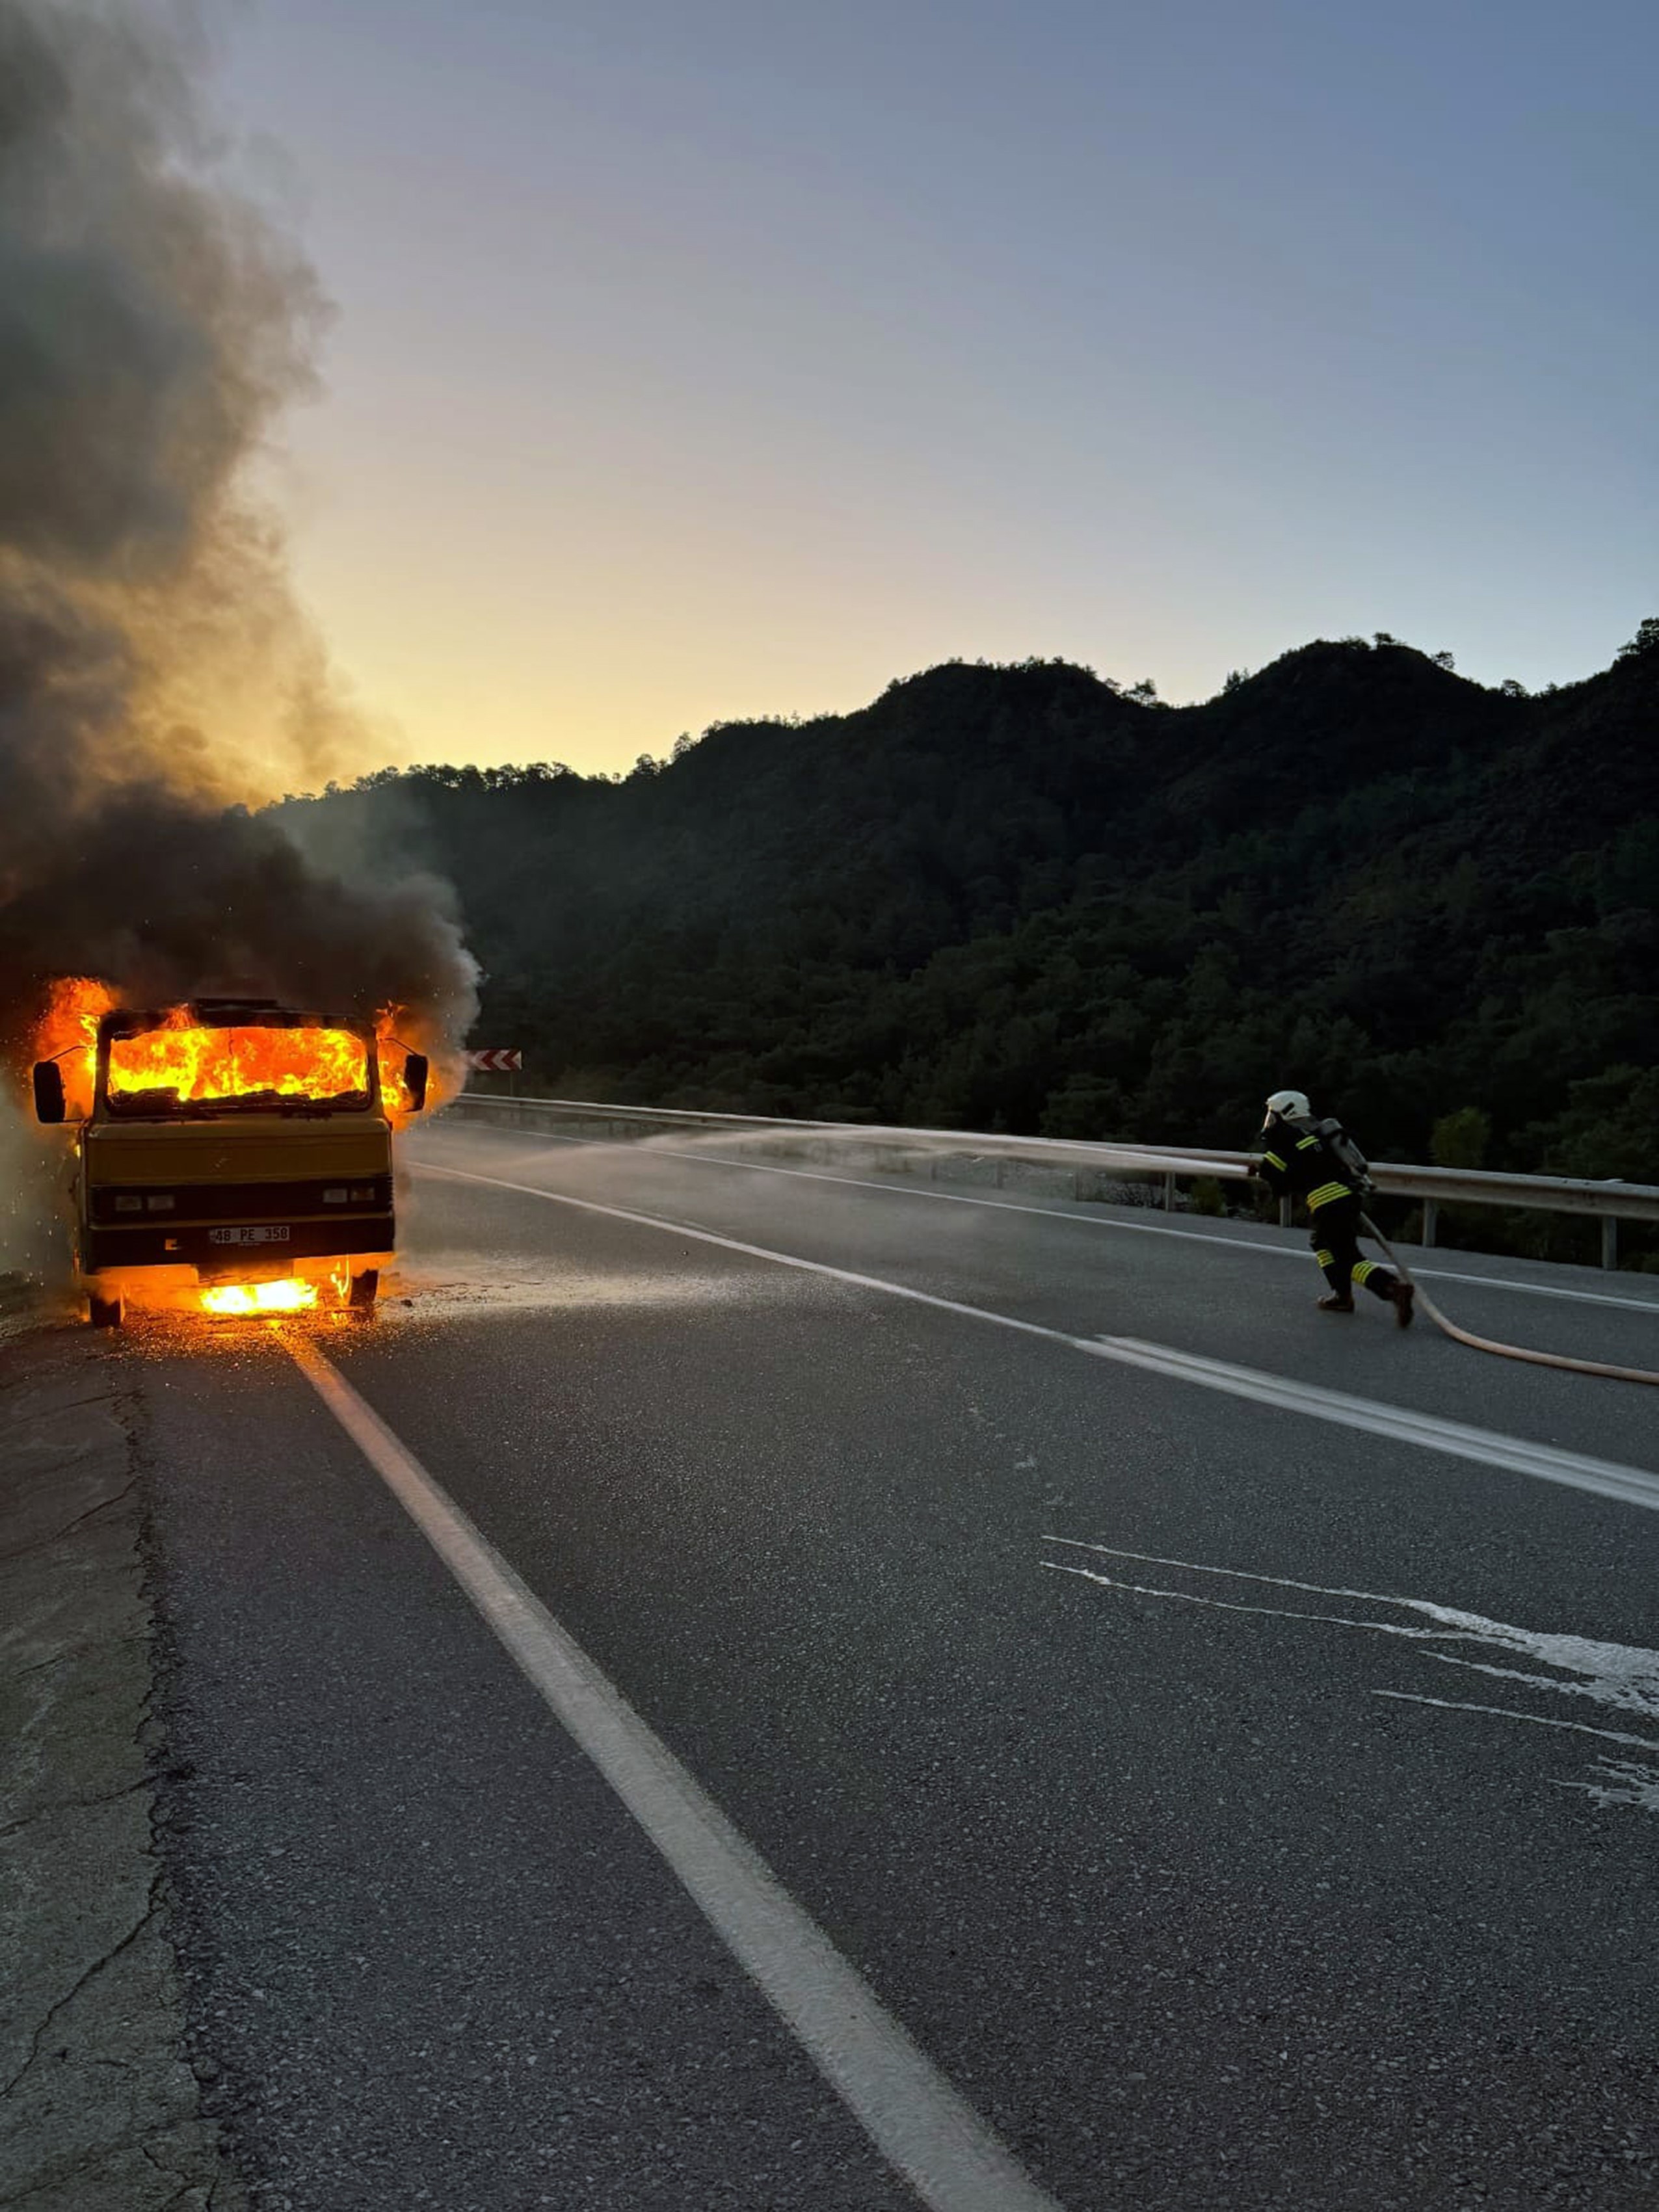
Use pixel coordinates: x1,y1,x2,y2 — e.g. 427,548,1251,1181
1254,1112,1409,1316
1254,1118,1366,1215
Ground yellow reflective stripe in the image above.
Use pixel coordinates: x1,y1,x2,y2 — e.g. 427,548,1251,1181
1353,1260,1377,1284
1307,1182,1351,1209
1314,1249,1334,1267
1263,1150,1287,1172
1295,1135,1321,1150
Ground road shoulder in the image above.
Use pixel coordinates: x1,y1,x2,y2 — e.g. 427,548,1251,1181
0,1328,243,2212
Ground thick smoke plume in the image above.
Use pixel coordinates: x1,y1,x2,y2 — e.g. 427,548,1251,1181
0,0,478,1085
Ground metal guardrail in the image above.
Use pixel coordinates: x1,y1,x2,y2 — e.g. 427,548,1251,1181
448,1094,1251,1181
446,1092,1659,1269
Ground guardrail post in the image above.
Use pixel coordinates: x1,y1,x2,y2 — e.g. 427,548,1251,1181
1163,1172,1175,1212
1422,1198,1437,1249
1279,1196,1292,1228
1602,1217,1619,1271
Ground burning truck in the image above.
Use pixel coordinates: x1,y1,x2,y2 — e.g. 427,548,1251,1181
30,984,430,1326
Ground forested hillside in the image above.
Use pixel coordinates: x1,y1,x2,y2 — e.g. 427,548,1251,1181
282,629,1658,1188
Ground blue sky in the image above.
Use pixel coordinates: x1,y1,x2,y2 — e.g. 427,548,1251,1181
218,0,1658,772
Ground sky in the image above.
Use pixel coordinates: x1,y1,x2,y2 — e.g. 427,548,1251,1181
215,0,1658,776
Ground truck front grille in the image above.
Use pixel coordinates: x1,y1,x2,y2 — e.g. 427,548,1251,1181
90,1175,393,1225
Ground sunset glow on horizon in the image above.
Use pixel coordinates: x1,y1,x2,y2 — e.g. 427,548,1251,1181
221,0,1658,780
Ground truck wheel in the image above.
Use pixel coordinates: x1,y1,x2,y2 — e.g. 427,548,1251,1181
88,1289,125,1329
348,1269,378,1310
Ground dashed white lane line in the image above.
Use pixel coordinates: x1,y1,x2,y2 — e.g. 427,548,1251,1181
415,1161,1659,1516
439,1128,1659,1316
285,1334,1065,2212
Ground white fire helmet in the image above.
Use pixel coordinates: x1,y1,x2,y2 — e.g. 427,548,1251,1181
1262,1088,1311,1129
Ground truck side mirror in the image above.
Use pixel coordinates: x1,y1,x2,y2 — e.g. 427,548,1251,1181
403,1053,429,1113
33,1061,66,1124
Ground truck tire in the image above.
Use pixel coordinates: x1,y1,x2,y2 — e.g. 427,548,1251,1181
88,1289,124,1329
349,1268,378,1310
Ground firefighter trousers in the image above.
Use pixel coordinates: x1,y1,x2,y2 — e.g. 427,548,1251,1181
1309,1194,1397,1301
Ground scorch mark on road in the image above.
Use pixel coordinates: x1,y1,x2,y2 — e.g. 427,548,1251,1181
1044,1542,1659,1813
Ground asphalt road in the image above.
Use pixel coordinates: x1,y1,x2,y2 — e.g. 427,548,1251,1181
118,1118,1659,2210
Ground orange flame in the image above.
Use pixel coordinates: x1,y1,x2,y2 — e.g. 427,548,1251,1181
201,1280,318,1316
375,1006,418,1127
108,1013,367,1107
34,976,115,1118
375,1003,458,1127
31,980,428,1118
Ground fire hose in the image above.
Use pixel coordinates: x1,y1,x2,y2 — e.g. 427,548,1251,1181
1359,1211,1659,1389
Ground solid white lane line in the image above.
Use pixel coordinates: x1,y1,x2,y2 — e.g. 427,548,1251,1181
415,1162,1659,1515
285,1336,1065,2212
1401,1267,1659,1316
1084,1340,1659,1512
433,1131,1659,1316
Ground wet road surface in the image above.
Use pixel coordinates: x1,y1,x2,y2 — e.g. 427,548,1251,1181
109,1118,1659,2209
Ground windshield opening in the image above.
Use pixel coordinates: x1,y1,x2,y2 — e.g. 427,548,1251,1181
102,1022,373,1116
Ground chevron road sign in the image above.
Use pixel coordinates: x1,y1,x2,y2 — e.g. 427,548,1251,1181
464,1049,523,1073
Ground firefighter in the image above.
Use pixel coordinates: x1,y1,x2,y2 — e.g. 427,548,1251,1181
1253,1090,1414,1326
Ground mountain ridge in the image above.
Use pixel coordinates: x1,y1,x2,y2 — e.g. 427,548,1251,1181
280,630,1658,1233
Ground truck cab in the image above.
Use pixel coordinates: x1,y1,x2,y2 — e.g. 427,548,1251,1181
33,997,427,1326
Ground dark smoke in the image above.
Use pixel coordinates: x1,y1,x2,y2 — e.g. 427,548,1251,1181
0,0,478,1073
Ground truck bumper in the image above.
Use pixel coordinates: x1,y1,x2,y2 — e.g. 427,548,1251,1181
86,1215,396,1272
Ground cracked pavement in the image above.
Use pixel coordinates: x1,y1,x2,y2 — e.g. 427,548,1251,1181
0,1331,244,2212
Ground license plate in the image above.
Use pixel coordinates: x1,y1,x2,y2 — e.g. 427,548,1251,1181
208,1226,291,1246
